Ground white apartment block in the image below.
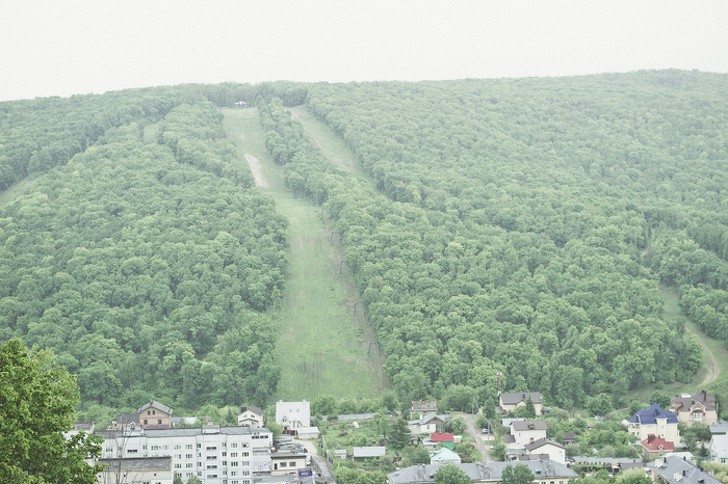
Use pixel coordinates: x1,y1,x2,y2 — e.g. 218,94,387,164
99,425,272,484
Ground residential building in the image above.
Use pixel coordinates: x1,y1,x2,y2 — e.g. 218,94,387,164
98,425,273,484
647,455,721,484
430,433,455,450
409,413,448,435
238,406,264,428
138,400,173,429
275,401,311,431
627,403,681,446
510,420,548,447
709,434,728,464
498,392,543,415
270,451,308,476
97,457,173,484
640,435,675,456
430,448,461,465
523,438,566,465
387,459,578,484
562,432,577,446
671,391,719,426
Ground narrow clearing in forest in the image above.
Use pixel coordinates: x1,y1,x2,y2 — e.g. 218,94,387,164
223,108,387,400
660,285,723,388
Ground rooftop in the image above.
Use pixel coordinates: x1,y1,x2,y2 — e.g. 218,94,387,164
511,420,547,431
500,392,542,405
629,403,679,425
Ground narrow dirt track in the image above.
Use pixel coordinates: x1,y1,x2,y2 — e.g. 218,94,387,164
685,324,720,386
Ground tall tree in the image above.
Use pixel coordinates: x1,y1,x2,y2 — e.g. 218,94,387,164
501,464,535,484
0,338,102,483
388,417,412,450
434,464,470,484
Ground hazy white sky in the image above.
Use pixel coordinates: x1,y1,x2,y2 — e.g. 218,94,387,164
1,0,727,101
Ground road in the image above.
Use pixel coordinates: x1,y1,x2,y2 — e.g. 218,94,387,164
294,438,335,483
453,411,491,461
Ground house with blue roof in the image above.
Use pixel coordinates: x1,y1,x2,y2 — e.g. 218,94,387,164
627,403,681,447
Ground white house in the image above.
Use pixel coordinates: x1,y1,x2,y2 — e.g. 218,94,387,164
99,425,273,484
238,406,264,428
510,420,548,447
408,413,448,435
523,438,566,465
429,447,461,465
275,401,311,431
709,434,728,464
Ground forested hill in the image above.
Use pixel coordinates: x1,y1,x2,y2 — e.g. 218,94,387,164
261,70,728,409
1,71,726,418
0,87,303,418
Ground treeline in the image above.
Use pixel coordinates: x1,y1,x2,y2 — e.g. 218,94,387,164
307,71,728,354
0,81,309,191
0,100,287,417
260,71,728,409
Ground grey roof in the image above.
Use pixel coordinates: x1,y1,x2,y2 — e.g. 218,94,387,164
137,400,173,415
353,446,386,458
502,435,516,444
710,421,728,435
98,425,271,439
648,455,721,484
98,457,171,472
672,390,717,411
114,412,139,424
240,405,264,416
388,460,577,483
511,420,547,431
500,392,542,405
524,438,564,451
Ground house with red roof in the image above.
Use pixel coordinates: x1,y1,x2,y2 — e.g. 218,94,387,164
430,433,455,450
641,435,675,456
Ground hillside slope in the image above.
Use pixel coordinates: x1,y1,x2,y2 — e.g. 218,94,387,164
223,108,388,400
259,71,728,410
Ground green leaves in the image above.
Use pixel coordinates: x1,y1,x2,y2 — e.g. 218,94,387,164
0,339,102,483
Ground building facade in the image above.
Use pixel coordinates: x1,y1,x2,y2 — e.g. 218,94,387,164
671,391,719,426
627,404,681,447
99,426,272,484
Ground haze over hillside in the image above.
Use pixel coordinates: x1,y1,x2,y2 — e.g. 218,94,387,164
0,71,727,423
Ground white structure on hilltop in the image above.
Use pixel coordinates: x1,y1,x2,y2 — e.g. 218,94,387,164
98,426,272,484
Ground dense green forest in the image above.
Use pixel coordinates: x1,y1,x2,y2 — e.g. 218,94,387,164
0,92,295,418
1,71,727,418
262,70,727,409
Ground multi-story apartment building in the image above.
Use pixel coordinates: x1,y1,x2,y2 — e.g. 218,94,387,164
98,425,272,484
